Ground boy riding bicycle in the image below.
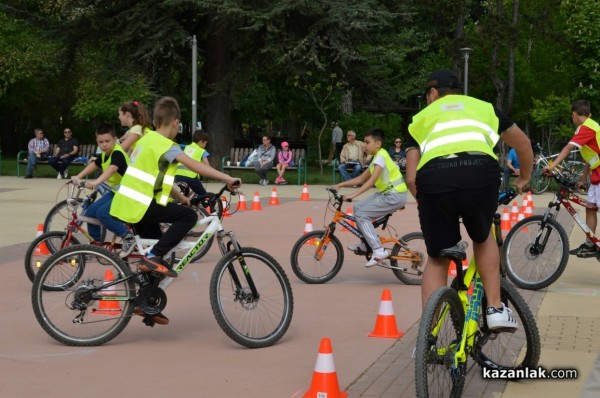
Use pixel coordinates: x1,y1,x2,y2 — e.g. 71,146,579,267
332,128,408,267
110,96,240,325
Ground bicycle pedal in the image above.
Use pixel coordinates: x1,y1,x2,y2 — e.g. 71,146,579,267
142,316,156,327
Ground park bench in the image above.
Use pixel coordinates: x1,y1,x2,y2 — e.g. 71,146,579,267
17,144,98,177
221,147,307,185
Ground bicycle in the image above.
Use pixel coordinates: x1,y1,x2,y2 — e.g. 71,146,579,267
530,143,588,195
26,181,224,288
31,183,293,348
503,165,596,290
290,188,427,285
414,189,540,397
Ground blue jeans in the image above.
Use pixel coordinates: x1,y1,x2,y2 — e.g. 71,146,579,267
339,163,363,181
26,152,47,175
84,191,128,241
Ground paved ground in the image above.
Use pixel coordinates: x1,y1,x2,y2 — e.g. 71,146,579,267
0,176,599,397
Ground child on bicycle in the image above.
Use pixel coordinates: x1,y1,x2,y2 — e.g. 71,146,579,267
174,128,211,196
544,99,600,258
71,123,135,256
331,128,408,267
405,69,532,331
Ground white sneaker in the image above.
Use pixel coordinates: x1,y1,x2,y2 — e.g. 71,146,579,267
57,172,63,180
63,169,68,178
348,242,367,252
486,303,518,332
365,249,390,267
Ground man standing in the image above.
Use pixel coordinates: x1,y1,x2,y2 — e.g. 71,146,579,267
338,130,368,181
405,69,532,331
49,128,79,179
25,128,49,179
326,121,343,165
545,100,600,257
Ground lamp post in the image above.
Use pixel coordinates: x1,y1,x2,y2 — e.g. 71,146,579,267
191,35,197,135
460,47,473,95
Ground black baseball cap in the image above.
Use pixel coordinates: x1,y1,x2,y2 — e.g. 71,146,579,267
424,69,461,95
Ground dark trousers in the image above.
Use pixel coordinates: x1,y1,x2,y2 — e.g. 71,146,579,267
133,200,198,257
174,175,207,196
48,156,75,174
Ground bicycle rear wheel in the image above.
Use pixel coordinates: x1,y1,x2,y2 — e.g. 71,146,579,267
476,278,541,372
503,215,569,290
290,230,344,284
24,231,82,286
31,245,135,346
390,232,427,285
530,169,550,195
415,286,465,398
209,247,293,348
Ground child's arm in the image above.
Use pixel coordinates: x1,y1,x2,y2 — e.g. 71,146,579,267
176,153,241,189
72,162,99,185
85,165,118,190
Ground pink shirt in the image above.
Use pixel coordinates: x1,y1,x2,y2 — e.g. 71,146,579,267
278,149,294,165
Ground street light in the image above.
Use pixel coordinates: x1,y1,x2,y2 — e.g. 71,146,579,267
191,35,197,135
460,47,473,95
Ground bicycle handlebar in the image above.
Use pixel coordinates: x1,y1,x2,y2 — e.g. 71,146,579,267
190,183,240,209
498,188,517,206
326,187,353,203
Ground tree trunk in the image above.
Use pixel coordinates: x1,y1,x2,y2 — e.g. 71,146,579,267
490,0,506,110
506,0,519,116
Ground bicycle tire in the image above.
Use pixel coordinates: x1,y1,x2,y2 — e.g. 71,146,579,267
31,244,135,346
503,215,569,290
24,231,82,285
391,232,427,285
415,286,465,398
289,230,344,284
209,247,293,348
476,278,541,372
530,169,550,195
44,198,107,242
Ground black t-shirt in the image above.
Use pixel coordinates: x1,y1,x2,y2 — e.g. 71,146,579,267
405,104,512,194
57,138,80,157
94,150,128,176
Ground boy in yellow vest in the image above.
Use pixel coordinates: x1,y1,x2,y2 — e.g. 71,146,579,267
175,128,210,196
332,128,408,267
544,99,600,257
110,97,240,325
405,69,532,331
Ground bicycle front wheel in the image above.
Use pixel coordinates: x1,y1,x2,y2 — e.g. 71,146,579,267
32,245,135,346
210,247,293,348
530,169,550,195
391,232,427,285
476,278,541,372
415,287,465,398
24,231,82,286
290,230,344,284
503,215,569,290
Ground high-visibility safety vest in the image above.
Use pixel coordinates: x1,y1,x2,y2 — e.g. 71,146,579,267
368,148,408,193
408,95,500,170
175,142,204,178
578,118,600,169
100,143,129,191
110,130,178,223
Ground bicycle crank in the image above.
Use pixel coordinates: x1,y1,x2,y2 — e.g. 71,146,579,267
137,286,167,315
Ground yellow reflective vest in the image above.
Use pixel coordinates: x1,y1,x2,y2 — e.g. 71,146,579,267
578,118,600,170
100,143,129,191
408,95,500,170
175,142,204,178
110,130,178,223
368,148,407,193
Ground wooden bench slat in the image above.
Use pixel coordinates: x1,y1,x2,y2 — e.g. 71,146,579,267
17,144,99,176
221,147,307,185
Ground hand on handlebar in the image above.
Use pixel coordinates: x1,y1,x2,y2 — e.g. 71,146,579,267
542,165,554,176
226,178,242,193
510,176,530,194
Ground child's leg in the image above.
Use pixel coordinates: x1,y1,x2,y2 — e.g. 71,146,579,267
83,199,104,242
140,201,198,257
95,192,129,238
354,191,407,251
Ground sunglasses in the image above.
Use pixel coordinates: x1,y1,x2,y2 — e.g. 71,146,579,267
395,141,401,144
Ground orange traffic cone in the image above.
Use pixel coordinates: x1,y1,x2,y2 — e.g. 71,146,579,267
304,217,315,245
251,191,262,211
221,197,231,217
527,191,534,208
269,187,280,206
524,204,533,218
33,224,50,255
237,193,247,211
302,338,347,398
341,207,356,232
369,288,404,338
93,269,122,315
517,212,528,232
501,208,511,236
510,201,519,222
448,258,469,276
300,183,310,201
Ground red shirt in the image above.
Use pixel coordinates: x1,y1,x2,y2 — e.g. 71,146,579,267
569,124,600,184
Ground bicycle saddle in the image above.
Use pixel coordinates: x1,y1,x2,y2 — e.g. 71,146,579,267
439,241,468,261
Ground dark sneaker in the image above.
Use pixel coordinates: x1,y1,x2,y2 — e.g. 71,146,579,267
119,233,136,258
570,243,597,258
486,304,518,332
134,308,169,325
139,256,178,278
25,175,33,179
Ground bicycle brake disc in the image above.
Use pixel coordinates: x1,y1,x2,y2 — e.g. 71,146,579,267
137,286,167,315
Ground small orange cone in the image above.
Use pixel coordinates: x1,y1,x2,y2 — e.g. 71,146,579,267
510,201,519,222
341,208,356,232
527,191,534,208
237,193,247,211
524,204,533,218
33,224,50,255
448,258,469,276
221,197,231,217
269,187,280,206
93,269,122,315
302,338,347,398
300,183,310,201
501,208,511,236
303,217,315,245
251,191,262,211
517,212,528,232
369,288,403,338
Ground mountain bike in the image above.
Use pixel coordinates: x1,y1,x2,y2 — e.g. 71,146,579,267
31,183,293,348
414,189,541,397
26,181,222,286
503,166,596,290
530,143,588,195
290,188,427,285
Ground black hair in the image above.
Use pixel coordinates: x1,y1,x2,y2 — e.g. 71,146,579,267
192,128,209,143
96,123,116,137
572,99,591,116
365,128,385,143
